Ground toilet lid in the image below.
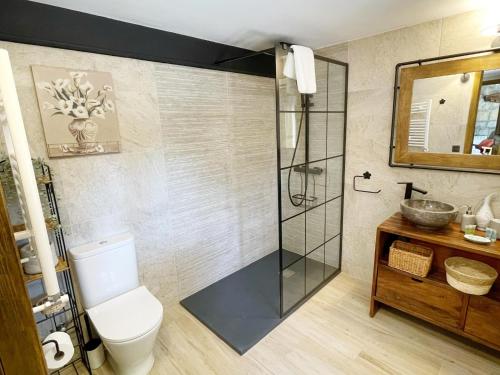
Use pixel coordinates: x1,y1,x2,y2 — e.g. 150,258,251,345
87,286,163,343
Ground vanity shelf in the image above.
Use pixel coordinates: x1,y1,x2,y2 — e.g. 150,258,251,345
371,213,500,352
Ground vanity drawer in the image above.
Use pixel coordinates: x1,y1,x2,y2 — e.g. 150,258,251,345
376,266,464,328
464,296,500,348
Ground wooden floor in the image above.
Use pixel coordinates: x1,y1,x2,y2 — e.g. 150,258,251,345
74,274,500,375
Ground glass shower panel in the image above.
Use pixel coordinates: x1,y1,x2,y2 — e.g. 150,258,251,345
280,168,306,220
327,113,344,157
277,54,329,112
282,213,305,268
282,257,305,312
277,46,346,316
306,204,325,253
280,112,305,168
304,160,327,209
309,113,327,161
328,64,346,112
325,157,343,201
311,59,328,111
277,48,301,112
278,81,301,112
325,236,341,278
306,246,325,293
325,198,342,241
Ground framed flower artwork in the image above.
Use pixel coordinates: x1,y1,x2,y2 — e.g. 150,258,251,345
31,65,121,158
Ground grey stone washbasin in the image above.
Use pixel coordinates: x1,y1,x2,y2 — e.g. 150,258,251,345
400,199,458,230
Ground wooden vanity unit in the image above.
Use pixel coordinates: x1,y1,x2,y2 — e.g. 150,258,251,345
370,213,500,352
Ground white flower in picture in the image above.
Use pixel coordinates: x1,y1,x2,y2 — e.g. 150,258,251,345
72,106,89,119
79,81,94,95
54,78,70,91
92,107,105,119
31,66,121,158
56,100,72,115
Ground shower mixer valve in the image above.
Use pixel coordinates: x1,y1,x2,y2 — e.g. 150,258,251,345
290,166,324,206
292,165,323,175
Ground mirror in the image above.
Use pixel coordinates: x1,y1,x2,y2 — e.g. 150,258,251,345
410,70,500,155
391,51,500,172
469,70,500,155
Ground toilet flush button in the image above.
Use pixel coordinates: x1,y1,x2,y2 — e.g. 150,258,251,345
99,240,108,245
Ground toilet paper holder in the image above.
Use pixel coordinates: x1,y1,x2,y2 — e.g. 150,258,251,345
42,339,65,361
42,331,75,370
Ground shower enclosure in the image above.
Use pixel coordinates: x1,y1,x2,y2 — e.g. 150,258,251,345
181,43,347,353
276,44,346,315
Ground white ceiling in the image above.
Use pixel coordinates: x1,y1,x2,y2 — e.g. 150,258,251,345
32,0,484,51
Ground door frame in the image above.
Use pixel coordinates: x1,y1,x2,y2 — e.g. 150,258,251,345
0,184,47,374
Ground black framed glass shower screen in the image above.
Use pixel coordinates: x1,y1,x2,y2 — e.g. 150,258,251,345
275,45,347,316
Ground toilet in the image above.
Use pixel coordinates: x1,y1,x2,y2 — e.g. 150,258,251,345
69,233,163,375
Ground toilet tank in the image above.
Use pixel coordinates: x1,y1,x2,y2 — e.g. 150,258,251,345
69,233,139,309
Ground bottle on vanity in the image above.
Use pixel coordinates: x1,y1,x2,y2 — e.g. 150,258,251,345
461,206,476,233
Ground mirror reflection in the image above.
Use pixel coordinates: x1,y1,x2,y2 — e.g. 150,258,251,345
409,69,500,156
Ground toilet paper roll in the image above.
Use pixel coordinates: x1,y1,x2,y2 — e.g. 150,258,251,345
43,331,74,370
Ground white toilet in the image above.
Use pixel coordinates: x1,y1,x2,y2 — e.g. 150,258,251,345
69,233,163,375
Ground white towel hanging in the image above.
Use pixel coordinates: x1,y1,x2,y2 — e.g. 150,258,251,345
283,52,296,80
283,45,317,94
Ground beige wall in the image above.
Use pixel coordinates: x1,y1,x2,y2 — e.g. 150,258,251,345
317,9,500,283
0,41,277,304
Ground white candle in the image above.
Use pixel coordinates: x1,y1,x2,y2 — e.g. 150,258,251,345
0,48,60,298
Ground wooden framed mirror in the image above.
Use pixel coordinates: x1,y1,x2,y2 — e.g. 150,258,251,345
390,49,500,173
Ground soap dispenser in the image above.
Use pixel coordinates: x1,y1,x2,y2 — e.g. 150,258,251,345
461,206,476,232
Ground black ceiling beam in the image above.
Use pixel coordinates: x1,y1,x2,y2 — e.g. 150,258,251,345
0,1,275,78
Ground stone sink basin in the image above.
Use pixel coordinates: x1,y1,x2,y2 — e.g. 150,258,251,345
400,199,458,230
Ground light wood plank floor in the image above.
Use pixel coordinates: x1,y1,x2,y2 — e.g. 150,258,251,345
74,274,500,375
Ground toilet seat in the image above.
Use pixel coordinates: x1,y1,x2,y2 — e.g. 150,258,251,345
87,286,163,343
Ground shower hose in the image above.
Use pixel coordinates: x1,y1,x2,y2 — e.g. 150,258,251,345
287,100,308,207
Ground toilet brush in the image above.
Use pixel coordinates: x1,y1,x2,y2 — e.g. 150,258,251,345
84,314,106,369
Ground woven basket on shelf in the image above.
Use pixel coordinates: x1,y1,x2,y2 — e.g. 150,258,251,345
388,240,434,277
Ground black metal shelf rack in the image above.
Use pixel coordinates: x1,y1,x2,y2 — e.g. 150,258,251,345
0,159,91,374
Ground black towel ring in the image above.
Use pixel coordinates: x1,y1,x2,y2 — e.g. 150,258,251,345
353,171,381,194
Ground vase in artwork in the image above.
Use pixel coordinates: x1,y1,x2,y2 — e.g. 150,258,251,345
476,192,497,230
68,118,98,150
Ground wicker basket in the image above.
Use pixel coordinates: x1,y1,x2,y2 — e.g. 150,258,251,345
445,257,498,295
388,240,434,277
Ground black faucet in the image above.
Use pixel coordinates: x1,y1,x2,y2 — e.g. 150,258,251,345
397,182,428,200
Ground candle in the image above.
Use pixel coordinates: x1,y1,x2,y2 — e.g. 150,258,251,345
0,48,60,298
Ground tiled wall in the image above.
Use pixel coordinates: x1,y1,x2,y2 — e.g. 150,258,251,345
0,41,277,304
317,9,500,283
155,64,277,298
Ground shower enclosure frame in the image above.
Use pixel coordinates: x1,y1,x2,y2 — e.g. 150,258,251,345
274,43,348,318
